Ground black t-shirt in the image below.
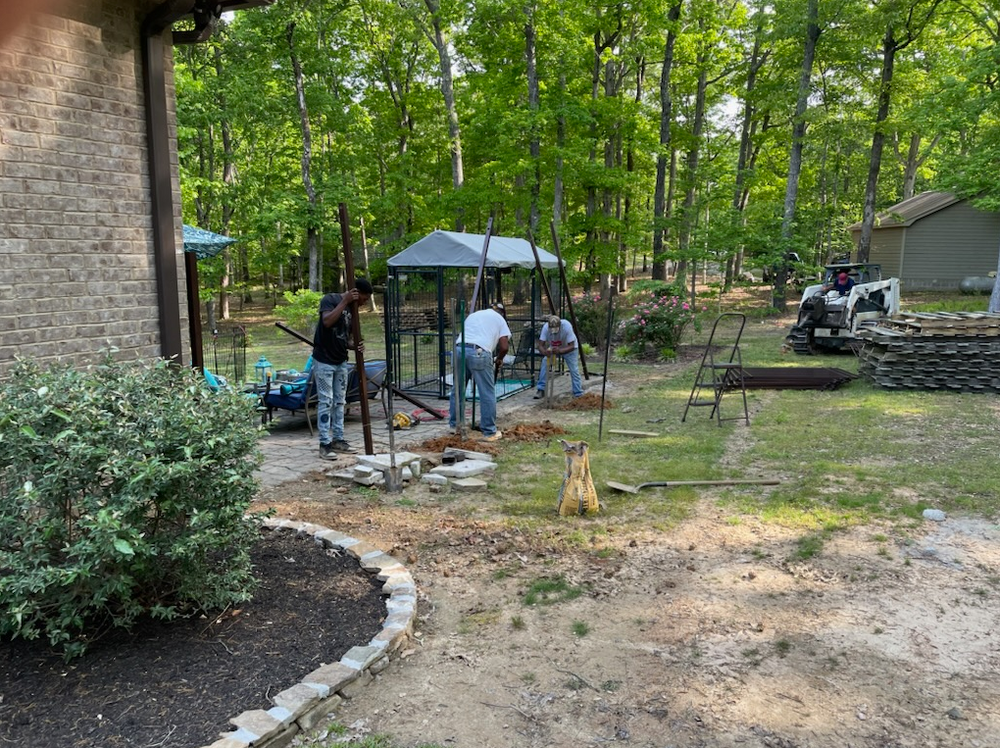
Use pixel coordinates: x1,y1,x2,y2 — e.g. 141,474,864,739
312,293,352,365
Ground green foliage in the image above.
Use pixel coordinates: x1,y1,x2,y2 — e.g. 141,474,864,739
279,289,324,332
0,357,266,659
569,292,609,348
619,290,698,353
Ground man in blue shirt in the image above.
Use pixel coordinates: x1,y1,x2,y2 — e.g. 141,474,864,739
823,271,855,296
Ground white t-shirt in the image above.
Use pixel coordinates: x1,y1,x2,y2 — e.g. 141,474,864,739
539,319,577,350
457,309,511,352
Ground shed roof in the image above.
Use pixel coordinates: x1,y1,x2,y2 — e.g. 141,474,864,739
847,191,960,232
387,230,560,269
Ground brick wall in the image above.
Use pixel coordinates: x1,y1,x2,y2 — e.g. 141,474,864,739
0,0,188,376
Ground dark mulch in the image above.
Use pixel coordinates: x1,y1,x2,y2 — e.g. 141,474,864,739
0,529,388,748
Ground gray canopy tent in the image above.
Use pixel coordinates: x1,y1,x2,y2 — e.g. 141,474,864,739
386,230,561,399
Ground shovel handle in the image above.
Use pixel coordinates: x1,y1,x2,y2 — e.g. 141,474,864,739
640,479,780,488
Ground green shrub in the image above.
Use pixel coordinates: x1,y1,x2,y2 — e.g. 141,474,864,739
279,288,324,332
627,279,686,299
570,292,610,347
0,357,267,659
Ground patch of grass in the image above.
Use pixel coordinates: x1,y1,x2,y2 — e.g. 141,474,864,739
903,296,989,313
571,620,590,637
602,680,622,692
793,531,829,561
510,615,526,630
352,485,381,502
774,639,792,657
459,607,502,633
523,576,586,606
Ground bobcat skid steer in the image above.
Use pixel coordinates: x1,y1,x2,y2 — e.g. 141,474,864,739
786,263,900,354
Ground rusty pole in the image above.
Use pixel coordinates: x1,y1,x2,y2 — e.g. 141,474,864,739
339,202,374,455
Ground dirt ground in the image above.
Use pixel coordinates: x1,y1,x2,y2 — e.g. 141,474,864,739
262,367,1000,748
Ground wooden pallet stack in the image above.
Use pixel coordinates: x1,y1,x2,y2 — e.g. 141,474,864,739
857,312,1000,392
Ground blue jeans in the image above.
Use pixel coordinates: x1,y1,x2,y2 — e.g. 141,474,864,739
314,360,350,444
449,345,498,436
537,348,583,397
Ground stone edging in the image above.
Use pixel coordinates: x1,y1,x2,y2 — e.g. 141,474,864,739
201,518,416,748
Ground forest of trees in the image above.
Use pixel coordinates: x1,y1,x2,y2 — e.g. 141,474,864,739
175,0,1000,316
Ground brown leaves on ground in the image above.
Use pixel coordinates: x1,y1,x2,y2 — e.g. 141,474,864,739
556,391,613,410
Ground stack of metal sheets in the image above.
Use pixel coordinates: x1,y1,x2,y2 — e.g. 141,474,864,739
725,367,857,391
857,312,1000,392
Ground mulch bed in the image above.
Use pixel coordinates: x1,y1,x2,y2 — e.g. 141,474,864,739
0,529,388,748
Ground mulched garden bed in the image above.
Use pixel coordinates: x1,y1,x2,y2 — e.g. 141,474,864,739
0,528,388,748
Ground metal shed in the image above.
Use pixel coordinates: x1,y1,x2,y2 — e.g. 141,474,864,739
848,192,1000,291
386,231,562,399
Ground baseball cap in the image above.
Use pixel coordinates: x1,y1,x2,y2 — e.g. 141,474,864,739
548,315,561,328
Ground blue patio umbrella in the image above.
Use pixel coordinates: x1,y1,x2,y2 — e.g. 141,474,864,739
182,225,238,372
182,224,237,260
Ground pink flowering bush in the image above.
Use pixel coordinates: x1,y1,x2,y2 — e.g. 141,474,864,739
619,290,697,355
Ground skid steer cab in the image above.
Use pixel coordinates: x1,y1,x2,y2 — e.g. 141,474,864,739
786,263,900,354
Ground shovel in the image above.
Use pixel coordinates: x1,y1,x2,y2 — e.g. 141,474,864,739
606,478,780,494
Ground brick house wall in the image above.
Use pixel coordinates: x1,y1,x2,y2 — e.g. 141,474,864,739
0,0,188,376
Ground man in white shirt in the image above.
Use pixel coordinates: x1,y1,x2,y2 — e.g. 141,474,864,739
449,302,511,441
534,315,584,400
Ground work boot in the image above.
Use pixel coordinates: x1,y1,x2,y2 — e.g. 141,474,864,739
479,430,503,442
330,439,356,454
533,390,544,399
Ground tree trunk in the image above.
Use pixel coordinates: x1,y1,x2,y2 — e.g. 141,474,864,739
651,2,682,282
525,7,541,235
857,24,897,263
773,0,820,311
553,71,566,231
287,23,320,291
729,16,768,289
679,55,708,300
420,0,465,231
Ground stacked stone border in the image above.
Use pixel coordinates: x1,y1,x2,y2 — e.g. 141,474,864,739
201,518,416,748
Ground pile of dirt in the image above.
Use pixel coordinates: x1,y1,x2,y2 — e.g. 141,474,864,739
417,434,502,455
502,421,568,441
556,391,613,410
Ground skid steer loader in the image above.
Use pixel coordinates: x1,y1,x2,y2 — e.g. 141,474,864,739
786,263,900,354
